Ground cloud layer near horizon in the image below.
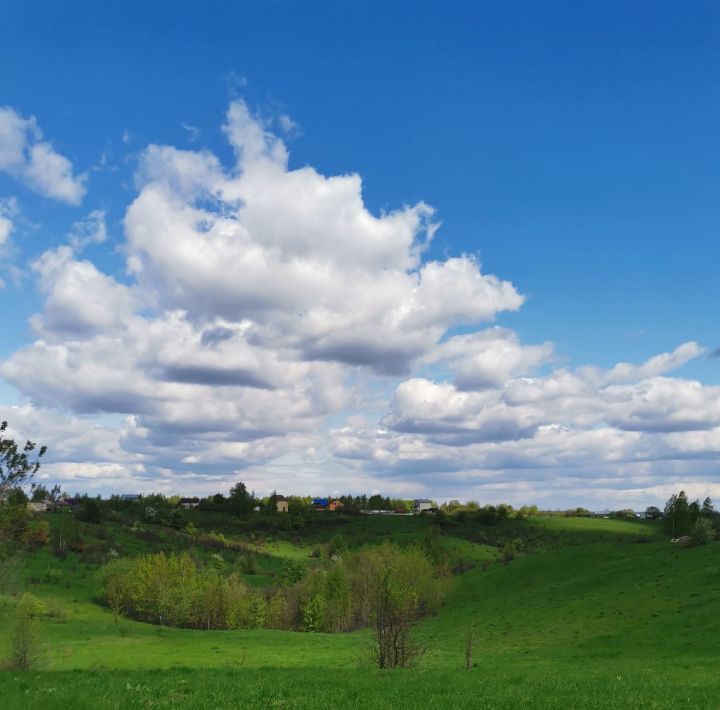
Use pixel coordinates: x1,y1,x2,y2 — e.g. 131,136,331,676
1,101,718,508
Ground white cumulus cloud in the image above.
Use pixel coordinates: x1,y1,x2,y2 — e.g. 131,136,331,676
0,107,86,204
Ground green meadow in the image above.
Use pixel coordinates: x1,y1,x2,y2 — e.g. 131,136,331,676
0,513,718,708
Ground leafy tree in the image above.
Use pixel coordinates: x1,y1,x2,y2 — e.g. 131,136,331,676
691,517,715,545
280,559,306,586
6,592,43,670
443,499,463,513
27,521,50,550
664,491,691,537
0,493,32,564
228,481,254,515
422,527,445,566
6,488,28,506
0,422,46,498
77,498,102,524
645,506,662,520
701,497,714,517
689,499,701,526
168,510,186,530
367,544,436,668
663,494,677,536
368,494,384,510
30,485,49,502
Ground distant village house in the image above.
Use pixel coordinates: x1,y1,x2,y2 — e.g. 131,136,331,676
413,499,435,514
270,494,289,513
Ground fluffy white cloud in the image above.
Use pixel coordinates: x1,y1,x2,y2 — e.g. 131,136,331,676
68,210,107,251
326,340,719,503
425,327,555,389
0,100,717,506
28,246,137,337
0,197,17,249
123,101,522,375
0,107,86,204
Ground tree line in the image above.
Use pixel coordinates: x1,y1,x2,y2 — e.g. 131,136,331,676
662,491,716,540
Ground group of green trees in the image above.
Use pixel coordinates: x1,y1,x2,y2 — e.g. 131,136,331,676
103,542,445,643
663,491,716,540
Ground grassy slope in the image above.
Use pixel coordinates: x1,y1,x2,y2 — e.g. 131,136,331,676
0,515,718,708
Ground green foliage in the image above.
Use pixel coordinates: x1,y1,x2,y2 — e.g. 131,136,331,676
102,540,444,636
280,559,306,586
365,542,440,667
0,421,46,499
210,553,225,571
5,594,41,671
168,510,186,530
228,482,255,515
691,517,715,545
43,566,61,584
103,552,263,630
31,485,49,502
239,552,256,574
0,497,32,552
422,527,445,566
302,593,323,632
17,591,45,618
663,490,712,537
0,513,716,708
645,506,662,520
78,499,102,524
27,520,50,550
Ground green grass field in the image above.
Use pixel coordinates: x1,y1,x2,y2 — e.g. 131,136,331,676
0,514,718,708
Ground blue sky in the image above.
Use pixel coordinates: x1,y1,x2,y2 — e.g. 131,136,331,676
0,1,718,507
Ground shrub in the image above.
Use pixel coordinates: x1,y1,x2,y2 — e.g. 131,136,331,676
27,521,50,550
45,601,68,621
5,593,44,670
691,517,715,545
102,542,445,637
77,499,102,524
239,552,257,575
168,510,186,530
43,567,61,584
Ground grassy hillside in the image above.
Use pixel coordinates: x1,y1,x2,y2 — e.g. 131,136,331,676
0,514,718,708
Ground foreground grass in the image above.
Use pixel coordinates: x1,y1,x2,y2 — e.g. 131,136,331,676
1,516,718,707
1,666,718,709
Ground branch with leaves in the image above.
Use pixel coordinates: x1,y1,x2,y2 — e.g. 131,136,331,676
0,421,47,498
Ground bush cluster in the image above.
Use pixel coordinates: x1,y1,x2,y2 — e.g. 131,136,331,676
103,542,445,633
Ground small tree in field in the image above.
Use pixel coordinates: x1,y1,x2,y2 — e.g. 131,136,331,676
691,517,715,546
6,593,43,670
366,544,437,668
465,625,474,670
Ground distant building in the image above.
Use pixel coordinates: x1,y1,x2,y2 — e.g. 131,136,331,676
180,497,200,510
413,499,434,514
28,500,49,513
312,497,329,510
328,499,344,512
270,494,289,513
